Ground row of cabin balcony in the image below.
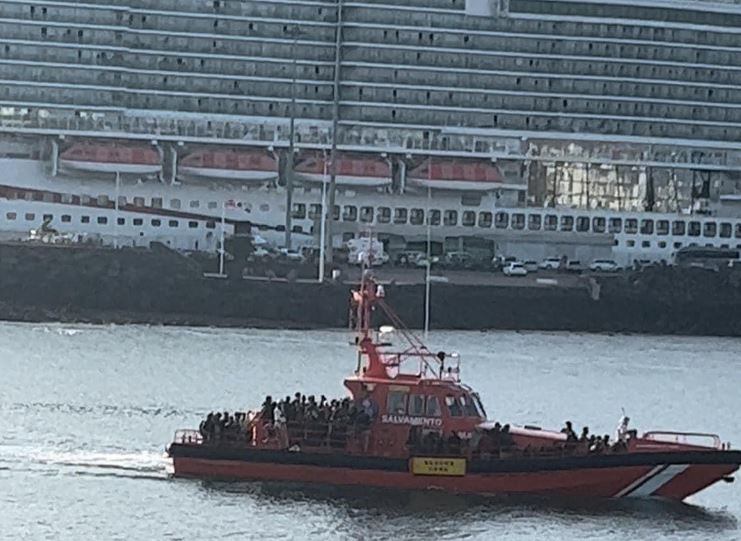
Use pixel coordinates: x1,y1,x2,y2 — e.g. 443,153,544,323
341,26,741,68
342,5,741,48
343,65,741,103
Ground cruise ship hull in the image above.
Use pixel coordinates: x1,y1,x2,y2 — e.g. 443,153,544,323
168,445,739,501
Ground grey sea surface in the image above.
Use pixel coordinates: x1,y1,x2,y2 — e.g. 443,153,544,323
0,322,739,540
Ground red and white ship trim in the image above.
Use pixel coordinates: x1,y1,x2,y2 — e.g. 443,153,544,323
179,148,278,181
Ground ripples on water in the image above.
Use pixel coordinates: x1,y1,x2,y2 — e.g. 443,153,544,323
0,322,740,540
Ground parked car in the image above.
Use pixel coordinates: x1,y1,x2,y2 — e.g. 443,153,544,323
492,255,516,271
588,259,621,272
539,257,562,270
415,255,440,268
502,262,528,276
443,251,473,269
565,260,583,273
278,248,305,262
395,251,425,267
523,260,539,273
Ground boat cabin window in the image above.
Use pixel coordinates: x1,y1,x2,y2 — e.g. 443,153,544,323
309,204,321,220
478,211,492,228
576,216,590,232
410,208,424,225
608,217,622,233
394,208,407,224
190,200,200,209
117,217,125,226
528,214,541,230
342,205,357,222
151,218,161,226
5,212,16,220
462,211,476,227
387,391,408,415
544,214,557,231
495,211,508,229
208,201,218,210
720,223,732,238
443,210,458,226
445,395,463,417
673,221,686,236
408,394,426,416
592,217,605,233
97,216,107,225
360,206,374,223
133,197,144,207
560,215,573,232
377,207,391,224
657,220,669,235
735,224,741,238
133,218,143,226
170,199,181,210
292,203,306,219
688,221,701,237
81,216,90,223
625,219,638,234
640,219,653,235
512,213,525,230
703,222,717,237
428,209,441,226
425,396,441,417
152,197,163,209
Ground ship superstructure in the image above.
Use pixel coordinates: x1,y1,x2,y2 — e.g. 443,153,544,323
1,0,741,263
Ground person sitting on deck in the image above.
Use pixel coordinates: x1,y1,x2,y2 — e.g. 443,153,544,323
579,426,590,443
561,421,578,442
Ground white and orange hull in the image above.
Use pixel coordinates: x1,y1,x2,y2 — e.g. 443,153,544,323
295,172,391,188
179,166,277,181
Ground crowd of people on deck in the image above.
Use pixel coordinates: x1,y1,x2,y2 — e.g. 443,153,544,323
559,420,629,454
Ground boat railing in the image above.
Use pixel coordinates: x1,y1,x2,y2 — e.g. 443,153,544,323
641,431,722,450
173,429,203,445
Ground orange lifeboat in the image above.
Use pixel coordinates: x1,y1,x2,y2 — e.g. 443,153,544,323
179,148,278,182
408,158,503,191
59,143,161,174
294,153,391,188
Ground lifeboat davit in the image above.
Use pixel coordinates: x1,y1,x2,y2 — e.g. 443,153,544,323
408,159,503,191
295,153,391,188
59,143,161,174
167,274,741,501
179,148,278,181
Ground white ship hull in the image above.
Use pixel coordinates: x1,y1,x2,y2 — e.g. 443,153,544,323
60,160,162,175
180,166,277,182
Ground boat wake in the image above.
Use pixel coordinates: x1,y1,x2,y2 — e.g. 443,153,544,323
0,445,171,481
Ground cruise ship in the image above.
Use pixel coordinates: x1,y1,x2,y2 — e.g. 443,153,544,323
1,0,741,266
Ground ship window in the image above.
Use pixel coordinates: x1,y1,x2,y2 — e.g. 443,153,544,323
133,197,145,207
674,242,682,249
61,194,72,204
260,203,270,212
688,221,701,237
332,206,340,221
386,391,408,415
309,204,322,220
360,206,374,223
736,224,741,238
292,225,303,233
443,210,458,226
133,218,143,226
189,200,200,209
560,216,574,232
528,214,542,231
151,219,161,227
188,221,198,228
576,216,590,232
394,208,407,224
625,219,638,234
206,221,216,229
408,395,425,416
377,207,391,224
43,193,54,203
703,222,717,237
97,216,107,224
292,203,306,220
460,394,479,417
479,211,493,228
169,220,178,228
672,221,686,235
657,220,669,235
43,214,53,222
495,211,509,229
208,201,218,210
640,219,654,235
151,197,163,209
658,241,667,248
544,215,557,231
445,395,463,417
511,213,525,230
5,212,16,220
608,217,622,233
117,217,125,226
342,205,357,222
81,216,90,223
118,196,127,207
585,216,603,233
410,208,424,225
720,223,732,238
428,209,441,226
98,195,110,206
642,240,650,248
626,240,635,247
462,211,476,227
425,396,441,417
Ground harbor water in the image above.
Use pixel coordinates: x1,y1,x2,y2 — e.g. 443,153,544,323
1,322,740,540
